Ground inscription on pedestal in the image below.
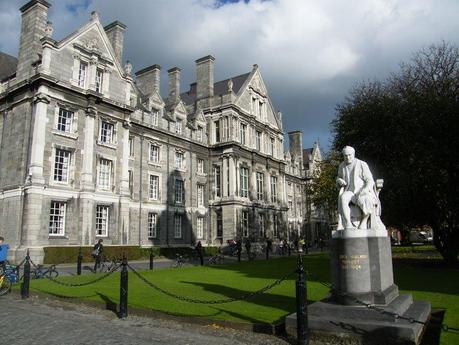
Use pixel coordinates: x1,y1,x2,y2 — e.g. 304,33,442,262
339,254,367,270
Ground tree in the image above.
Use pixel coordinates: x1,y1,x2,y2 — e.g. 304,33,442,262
306,151,341,228
332,42,459,264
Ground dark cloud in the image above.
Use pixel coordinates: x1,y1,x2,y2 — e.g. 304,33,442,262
1,0,458,152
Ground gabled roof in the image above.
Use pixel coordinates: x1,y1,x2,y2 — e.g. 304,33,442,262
180,72,250,105
0,52,18,81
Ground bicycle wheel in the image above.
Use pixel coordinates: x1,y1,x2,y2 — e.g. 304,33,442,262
0,274,12,296
45,269,59,279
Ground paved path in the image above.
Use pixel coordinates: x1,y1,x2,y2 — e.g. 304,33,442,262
0,295,291,345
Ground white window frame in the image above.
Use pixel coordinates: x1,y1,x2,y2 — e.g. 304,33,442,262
174,214,182,238
53,148,71,183
197,159,204,174
149,143,160,163
49,201,66,236
271,176,278,203
149,174,159,200
56,108,74,133
78,61,87,88
214,120,220,143
240,123,246,145
100,121,115,144
240,167,248,198
270,138,275,156
175,120,182,135
98,158,112,189
197,184,204,206
256,131,261,151
151,110,159,126
197,217,204,239
175,151,184,169
197,126,203,142
175,179,184,204
256,172,264,200
273,215,279,238
259,213,265,237
95,68,104,93
129,137,134,157
148,212,157,238
96,205,109,237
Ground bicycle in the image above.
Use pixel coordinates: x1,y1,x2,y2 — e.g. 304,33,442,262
99,257,120,273
171,254,185,268
207,254,224,265
31,264,59,279
0,263,19,296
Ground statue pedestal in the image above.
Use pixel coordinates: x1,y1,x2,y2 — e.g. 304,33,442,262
286,230,431,345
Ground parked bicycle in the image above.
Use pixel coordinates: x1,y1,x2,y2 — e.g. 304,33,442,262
99,256,120,273
0,263,19,296
208,254,224,265
171,254,185,268
31,264,59,279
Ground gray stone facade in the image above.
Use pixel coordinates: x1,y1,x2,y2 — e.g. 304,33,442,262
0,1,326,263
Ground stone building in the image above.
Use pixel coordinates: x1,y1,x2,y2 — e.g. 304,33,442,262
0,0,326,262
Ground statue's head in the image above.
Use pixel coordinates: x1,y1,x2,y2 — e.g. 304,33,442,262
342,146,355,165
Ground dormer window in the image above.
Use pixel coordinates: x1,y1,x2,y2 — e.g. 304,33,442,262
197,126,203,141
151,110,159,126
175,120,182,135
256,131,262,151
95,68,104,93
78,61,87,88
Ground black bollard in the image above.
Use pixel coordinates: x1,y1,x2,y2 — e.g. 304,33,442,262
119,254,128,319
21,249,31,299
237,249,241,262
296,254,308,345
149,249,154,270
199,252,204,266
77,247,83,276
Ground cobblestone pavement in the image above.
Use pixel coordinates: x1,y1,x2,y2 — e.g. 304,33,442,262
0,295,291,345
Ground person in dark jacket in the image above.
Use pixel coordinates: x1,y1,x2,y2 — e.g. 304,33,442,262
195,241,203,266
92,239,104,272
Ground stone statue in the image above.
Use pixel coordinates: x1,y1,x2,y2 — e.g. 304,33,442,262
336,146,383,230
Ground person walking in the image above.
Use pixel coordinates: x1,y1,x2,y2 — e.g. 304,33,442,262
92,239,104,272
195,241,203,266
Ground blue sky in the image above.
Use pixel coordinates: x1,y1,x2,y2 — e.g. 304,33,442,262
1,0,459,152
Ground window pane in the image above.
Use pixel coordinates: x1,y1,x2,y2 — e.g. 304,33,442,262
96,205,109,236
148,213,157,238
49,201,66,235
98,158,111,188
54,148,71,182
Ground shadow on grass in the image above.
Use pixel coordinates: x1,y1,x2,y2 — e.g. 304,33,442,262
180,280,315,325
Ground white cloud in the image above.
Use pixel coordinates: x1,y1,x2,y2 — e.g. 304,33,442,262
1,0,458,149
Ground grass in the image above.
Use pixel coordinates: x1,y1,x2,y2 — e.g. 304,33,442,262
26,251,459,345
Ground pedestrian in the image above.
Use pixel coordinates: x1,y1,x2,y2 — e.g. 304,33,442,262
236,239,242,262
92,239,103,272
244,238,251,260
279,239,284,255
0,236,9,270
195,240,203,266
267,238,273,253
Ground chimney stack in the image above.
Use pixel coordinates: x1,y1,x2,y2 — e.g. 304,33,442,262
288,131,303,167
104,21,127,64
196,55,214,100
16,0,51,80
135,64,161,96
167,67,181,100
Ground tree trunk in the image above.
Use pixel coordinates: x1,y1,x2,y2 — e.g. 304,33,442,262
433,226,459,266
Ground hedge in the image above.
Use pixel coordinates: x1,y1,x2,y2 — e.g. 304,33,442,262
43,245,222,264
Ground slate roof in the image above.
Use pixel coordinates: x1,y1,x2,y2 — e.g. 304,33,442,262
0,52,18,81
180,72,250,105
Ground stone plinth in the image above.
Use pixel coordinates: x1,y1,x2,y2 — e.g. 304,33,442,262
330,229,397,305
286,230,431,345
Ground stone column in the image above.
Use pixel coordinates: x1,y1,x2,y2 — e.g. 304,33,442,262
228,155,235,197
28,86,50,184
81,105,96,190
222,156,228,197
120,119,131,196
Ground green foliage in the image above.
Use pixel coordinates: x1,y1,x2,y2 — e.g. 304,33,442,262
331,42,459,264
306,151,340,224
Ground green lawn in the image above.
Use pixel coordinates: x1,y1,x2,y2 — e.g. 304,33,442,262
27,252,459,345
